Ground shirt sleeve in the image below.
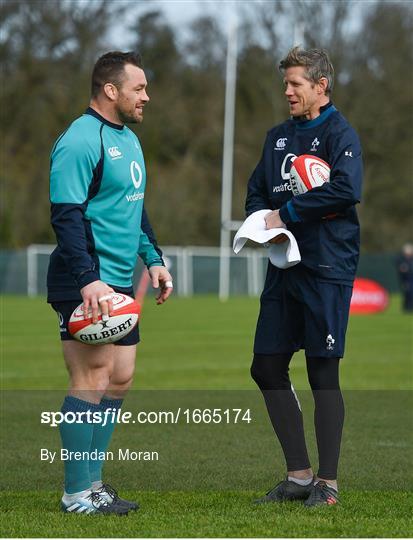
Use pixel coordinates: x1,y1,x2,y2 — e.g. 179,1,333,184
279,126,363,224
49,132,101,289
245,134,272,216
138,206,165,268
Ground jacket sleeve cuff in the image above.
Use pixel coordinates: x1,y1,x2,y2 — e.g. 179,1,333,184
75,269,100,290
147,259,165,269
280,200,301,224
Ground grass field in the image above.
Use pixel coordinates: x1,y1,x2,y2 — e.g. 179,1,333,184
1,294,412,537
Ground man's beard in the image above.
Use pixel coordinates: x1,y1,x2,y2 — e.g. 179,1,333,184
116,104,139,124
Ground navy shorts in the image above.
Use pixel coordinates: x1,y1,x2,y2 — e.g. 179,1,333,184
51,286,139,346
254,264,353,358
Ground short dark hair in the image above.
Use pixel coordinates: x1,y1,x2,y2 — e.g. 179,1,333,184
91,51,143,97
279,46,334,95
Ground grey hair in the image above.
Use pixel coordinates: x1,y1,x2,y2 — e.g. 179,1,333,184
279,46,334,95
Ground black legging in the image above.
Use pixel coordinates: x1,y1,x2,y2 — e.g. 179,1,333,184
251,354,344,479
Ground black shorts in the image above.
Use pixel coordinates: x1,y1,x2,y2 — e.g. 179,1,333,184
254,264,353,358
51,286,140,346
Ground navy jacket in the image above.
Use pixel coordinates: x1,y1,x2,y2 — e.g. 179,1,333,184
246,103,363,283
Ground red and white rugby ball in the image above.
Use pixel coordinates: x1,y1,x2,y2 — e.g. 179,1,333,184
289,155,330,195
68,293,140,345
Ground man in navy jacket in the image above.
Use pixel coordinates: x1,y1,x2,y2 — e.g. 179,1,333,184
248,47,362,507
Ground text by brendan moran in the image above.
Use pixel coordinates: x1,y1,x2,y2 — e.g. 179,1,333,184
40,448,159,464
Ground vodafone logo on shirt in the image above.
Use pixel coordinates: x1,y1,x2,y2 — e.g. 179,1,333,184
126,161,144,202
350,278,389,314
130,161,143,189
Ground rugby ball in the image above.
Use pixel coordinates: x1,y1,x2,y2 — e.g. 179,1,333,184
68,293,140,345
289,155,330,195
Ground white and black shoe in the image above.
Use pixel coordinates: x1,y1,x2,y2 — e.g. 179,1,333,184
61,490,129,515
94,483,139,511
255,478,313,503
304,480,339,507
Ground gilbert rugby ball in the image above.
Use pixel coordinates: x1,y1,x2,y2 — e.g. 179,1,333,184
289,155,330,195
68,293,140,345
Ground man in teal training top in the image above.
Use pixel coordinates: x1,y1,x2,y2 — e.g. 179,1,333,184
47,51,173,515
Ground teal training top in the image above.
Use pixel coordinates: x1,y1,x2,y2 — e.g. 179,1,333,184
47,107,164,302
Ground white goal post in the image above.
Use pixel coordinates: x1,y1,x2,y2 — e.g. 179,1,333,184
27,244,56,297
26,244,267,298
